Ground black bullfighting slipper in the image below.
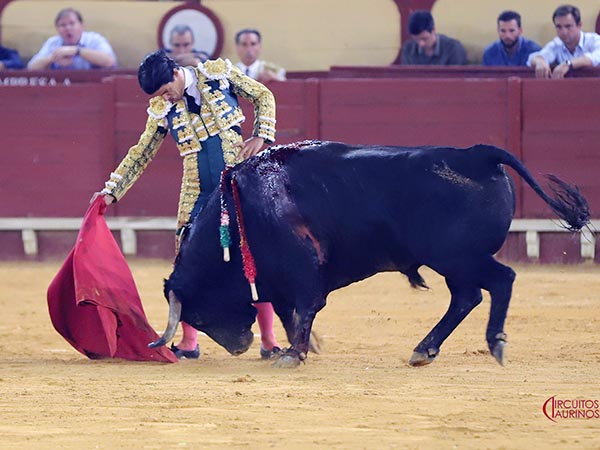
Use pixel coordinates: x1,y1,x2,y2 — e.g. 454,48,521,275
170,344,200,359
260,346,281,360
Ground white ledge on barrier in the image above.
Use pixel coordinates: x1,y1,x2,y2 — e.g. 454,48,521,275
0,218,596,259
580,227,596,260
508,219,597,260
0,217,176,256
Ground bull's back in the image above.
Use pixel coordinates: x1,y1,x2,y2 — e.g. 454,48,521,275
240,142,516,288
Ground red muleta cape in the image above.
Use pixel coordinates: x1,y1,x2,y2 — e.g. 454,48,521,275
47,197,177,363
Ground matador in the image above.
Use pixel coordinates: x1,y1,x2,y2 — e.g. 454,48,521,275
94,50,280,360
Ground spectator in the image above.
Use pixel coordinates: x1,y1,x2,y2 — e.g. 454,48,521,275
28,8,116,70
401,10,467,65
166,24,209,67
0,44,24,69
482,11,541,66
91,51,280,360
528,4,600,79
234,28,286,82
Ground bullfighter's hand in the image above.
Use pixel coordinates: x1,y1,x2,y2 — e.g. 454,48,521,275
89,192,115,205
235,136,265,161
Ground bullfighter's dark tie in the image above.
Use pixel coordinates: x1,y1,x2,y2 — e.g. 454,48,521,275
184,91,200,115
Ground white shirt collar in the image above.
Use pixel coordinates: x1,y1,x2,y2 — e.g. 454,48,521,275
237,60,261,79
182,67,201,105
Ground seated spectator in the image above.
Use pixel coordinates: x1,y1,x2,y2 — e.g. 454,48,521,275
234,28,286,82
0,44,24,69
483,11,541,66
401,10,467,65
165,24,209,67
27,8,117,70
528,4,600,79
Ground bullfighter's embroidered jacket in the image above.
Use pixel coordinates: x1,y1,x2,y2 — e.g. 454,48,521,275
101,58,276,228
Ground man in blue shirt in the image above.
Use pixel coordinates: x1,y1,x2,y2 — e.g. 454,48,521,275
483,11,541,66
0,45,24,69
528,4,600,79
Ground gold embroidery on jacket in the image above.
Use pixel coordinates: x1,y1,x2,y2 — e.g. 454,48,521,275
177,153,201,230
228,65,276,142
101,60,277,242
101,116,167,201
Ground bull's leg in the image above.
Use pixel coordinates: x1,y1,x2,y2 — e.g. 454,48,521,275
269,304,298,350
477,258,516,366
269,301,322,356
410,280,482,366
272,299,324,368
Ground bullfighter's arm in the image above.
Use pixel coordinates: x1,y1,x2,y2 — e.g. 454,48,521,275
229,65,277,144
100,99,169,201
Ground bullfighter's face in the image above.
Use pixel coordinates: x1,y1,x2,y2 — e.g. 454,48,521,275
153,68,186,103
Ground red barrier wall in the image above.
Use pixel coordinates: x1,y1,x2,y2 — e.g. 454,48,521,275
319,78,512,147
1,83,114,217
2,75,599,217
1,72,599,262
521,78,600,218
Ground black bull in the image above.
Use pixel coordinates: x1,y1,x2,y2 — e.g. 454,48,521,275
150,141,590,367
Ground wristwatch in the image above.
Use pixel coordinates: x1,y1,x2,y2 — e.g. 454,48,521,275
565,60,573,69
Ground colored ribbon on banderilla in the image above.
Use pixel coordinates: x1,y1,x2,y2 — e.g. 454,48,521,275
219,169,232,262
219,170,259,301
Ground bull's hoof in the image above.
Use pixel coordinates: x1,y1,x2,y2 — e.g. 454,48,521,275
408,347,439,367
490,333,507,366
308,330,323,355
272,354,302,368
272,349,306,368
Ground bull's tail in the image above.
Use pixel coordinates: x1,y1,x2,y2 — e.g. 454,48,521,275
543,175,590,231
487,145,590,231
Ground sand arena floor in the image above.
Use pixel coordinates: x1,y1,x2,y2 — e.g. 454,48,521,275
0,260,599,449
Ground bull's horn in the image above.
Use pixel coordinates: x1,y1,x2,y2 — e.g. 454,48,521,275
148,290,182,348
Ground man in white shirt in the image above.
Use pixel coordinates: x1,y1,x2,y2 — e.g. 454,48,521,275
527,4,600,79
234,28,286,82
28,8,116,70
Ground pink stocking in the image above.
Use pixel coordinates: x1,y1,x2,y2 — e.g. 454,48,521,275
254,302,279,350
176,322,198,351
